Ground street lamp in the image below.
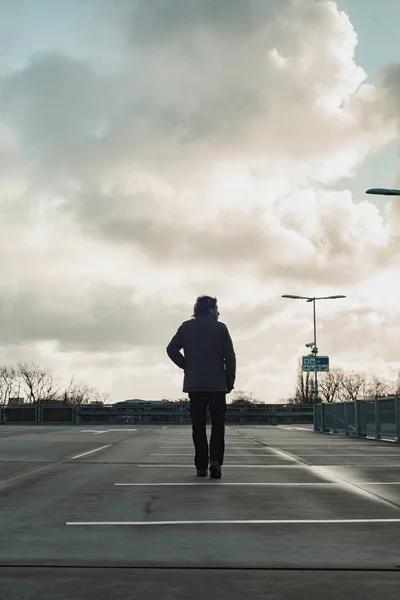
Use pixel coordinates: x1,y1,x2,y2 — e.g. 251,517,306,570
282,294,347,404
366,188,400,196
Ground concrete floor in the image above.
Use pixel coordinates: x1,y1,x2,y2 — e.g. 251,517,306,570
1,424,400,598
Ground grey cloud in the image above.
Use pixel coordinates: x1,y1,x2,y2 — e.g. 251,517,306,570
218,300,281,333
385,198,400,236
62,186,397,285
113,0,279,42
308,306,400,365
0,0,375,186
0,277,282,353
122,0,328,49
61,188,184,260
0,281,188,351
0,53,116,183
375,63,400,119
112,0,364,161
1,0,400,405
374,63,400,185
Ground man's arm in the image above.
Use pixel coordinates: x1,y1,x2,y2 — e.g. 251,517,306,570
223,324,236,391
166,326,186,370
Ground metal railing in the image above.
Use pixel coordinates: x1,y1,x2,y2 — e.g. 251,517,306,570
0,403,314,426
314,397,400,442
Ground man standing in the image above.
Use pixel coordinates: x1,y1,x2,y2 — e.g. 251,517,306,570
166,296,236,479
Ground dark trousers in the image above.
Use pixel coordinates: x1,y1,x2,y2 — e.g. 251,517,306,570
189,392,227,470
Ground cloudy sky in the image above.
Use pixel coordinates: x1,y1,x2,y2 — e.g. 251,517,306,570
0,0,399,403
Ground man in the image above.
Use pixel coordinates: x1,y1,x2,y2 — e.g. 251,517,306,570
166,296,236,479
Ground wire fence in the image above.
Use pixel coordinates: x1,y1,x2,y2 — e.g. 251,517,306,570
0,403,314,426
314,397,400,441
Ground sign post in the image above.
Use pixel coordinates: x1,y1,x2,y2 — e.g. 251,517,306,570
302,355,330,372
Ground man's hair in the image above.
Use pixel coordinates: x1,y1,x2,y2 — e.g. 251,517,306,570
192,295,217,318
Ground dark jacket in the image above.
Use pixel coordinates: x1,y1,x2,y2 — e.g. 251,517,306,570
166,314,236,393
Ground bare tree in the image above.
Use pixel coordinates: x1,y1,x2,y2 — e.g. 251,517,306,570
0,361,111,406
289,360,315,404
337,371,367,402
0,365,23,405
281,366,399,405
318,368,344,403
364,375,390,399
17,361,64,404
230,390,261,405
60,376,110,405
387,371,400,398
89,386,110,405
277,397,293,405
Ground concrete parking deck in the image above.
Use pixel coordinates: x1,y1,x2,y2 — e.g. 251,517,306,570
1,424,400,599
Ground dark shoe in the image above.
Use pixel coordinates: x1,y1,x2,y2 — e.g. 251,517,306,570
209,460,222,479
196,469,208,477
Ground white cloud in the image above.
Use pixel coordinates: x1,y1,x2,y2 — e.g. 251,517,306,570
0,0,399,403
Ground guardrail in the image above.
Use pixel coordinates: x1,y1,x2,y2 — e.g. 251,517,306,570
314,397,400,442
0,403,314,426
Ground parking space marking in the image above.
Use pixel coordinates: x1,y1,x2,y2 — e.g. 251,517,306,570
149,453,293,458
269,446,300,462
114,482,338,487
359,482,400,485
317,464,400,467
160,444,400,450
0,464,60,487
278,427,314,431
292,454,400,457
80,430,137,434
70,445,111,460
264,447,400,451
80,430,105,435
235,436,400,510
109,428,137,431
242,438,329,442
66,518,400,526
138,464,305,468
159,446,261,449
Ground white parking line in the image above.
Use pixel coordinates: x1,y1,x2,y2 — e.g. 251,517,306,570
149,453,288,457
277,427,314,432
270,445,399,449
318,465,400,467
241,438,321,442
70,445,111,460
109,429,137,431
0,464,59,487
159,446,261,449
80,430,136,434
114,482,337,487
297,454,400,457
138,464,304,468
268,447,298,462
261,446,400,449
66,518,400,526
359,482,400,485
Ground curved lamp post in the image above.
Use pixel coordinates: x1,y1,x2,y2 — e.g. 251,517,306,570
366,188,400,196
282,295,346,404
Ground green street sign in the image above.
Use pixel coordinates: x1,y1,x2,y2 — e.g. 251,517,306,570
302,355,329,372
